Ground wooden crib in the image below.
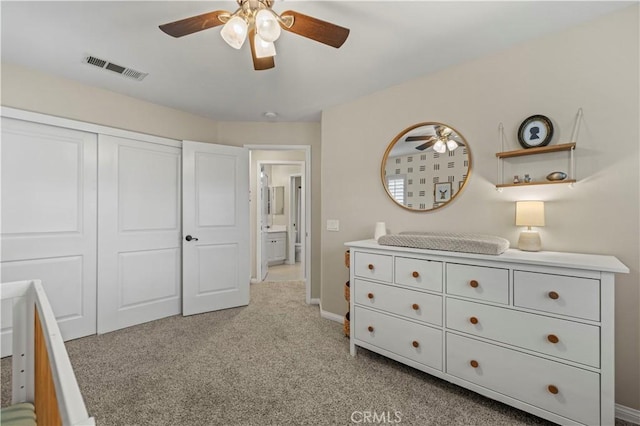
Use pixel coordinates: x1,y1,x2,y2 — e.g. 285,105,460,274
1,280,95,425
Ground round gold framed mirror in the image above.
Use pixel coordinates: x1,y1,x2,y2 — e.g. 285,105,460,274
381,122,472,211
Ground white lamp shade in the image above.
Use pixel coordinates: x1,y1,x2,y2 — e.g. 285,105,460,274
446,139,459,151
221,16,248,49
254,34,276,58
515,201,545,227
255,9,281,43
433,140,447,154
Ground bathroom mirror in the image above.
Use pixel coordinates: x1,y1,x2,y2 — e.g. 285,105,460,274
269,186,285,215
381,122,472,211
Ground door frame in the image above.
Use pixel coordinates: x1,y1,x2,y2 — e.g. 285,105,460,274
287,173,302,266
246,145,312,305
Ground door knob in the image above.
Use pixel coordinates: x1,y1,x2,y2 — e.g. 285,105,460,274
185,235,199,242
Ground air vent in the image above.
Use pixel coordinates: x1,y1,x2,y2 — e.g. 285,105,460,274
82,55,148,81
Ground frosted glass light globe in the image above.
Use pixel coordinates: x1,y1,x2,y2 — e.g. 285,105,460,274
221,16,248,49
254,34,276,58
446,139,459,151
255,9,281,42
433,140,447,154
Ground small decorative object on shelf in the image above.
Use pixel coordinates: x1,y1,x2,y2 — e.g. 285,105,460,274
524,174,532,183
517,114,554,149
546,171,568,181
513,175,520,184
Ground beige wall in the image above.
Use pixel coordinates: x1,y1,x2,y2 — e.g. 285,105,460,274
1,63,220,142
321,5,639,409
1,64,322,299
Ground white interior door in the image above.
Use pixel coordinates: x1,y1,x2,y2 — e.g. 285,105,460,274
182,141,249,316
97,135,182,333
1,118,97,356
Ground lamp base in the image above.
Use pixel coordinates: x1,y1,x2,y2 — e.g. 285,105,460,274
518,230,542,252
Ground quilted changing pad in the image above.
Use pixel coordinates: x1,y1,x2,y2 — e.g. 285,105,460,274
377,231,510,255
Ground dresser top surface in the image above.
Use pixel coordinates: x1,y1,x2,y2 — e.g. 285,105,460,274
345,240,629,274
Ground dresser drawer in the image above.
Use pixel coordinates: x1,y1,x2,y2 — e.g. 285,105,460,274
446,298,600,367
514,271,600,321
354,279,442,326
395,257,443,292
446,263,509,304
354,252,393,283
446,333,599,426
354,306,442,371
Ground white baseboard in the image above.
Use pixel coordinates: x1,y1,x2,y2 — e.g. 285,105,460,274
319,304,344,323
309,298,320,305
617,404,640,424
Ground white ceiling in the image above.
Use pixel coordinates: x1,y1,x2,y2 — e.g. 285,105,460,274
1,1,632,122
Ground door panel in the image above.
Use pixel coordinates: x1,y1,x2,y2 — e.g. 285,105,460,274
183,142,249,316
1,118,97,356
97,135,181,333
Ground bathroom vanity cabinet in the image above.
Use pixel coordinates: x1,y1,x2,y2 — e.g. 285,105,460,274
267,231,287,265
345,240,628,426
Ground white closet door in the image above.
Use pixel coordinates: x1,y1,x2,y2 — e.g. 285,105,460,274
182,141,249,316
1,117,97,357
97,135,181,334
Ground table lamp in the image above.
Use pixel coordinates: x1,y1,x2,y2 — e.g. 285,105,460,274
515,201,545,251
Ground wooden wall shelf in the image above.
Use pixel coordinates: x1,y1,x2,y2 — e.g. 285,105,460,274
496,179,577,189
496,142,576,159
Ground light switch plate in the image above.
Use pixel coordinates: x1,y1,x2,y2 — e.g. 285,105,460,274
327,220,340,232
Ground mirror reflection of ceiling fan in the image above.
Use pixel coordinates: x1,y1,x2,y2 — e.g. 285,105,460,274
159,0,350,71
405,125,461,153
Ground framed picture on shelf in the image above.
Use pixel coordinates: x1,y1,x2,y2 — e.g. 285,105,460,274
518,115,554,148
434,182,452,203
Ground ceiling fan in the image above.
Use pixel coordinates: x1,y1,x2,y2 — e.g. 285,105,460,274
405,125,462,153
159,0,350,71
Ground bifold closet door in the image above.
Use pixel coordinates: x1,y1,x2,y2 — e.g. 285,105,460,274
1,117,97,357
97,135,182,334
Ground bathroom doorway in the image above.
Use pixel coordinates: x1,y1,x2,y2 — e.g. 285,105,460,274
247,146,311,303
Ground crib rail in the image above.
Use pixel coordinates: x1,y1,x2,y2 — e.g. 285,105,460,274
1,279,95,426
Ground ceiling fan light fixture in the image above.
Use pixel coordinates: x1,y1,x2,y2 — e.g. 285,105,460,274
221,16,248,49
446,139,459,151
254,33,276,58
433,140,447,154
255,9,281,42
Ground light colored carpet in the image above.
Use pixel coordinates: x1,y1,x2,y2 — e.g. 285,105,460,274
1,281,628,425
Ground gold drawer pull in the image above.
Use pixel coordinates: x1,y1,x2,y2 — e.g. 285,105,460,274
469,280,479,288
469,316,479,325
470,360,479,368
412,271,420,278
412,303,420,310
367,326,374,332
412,341,420,348
547,334,559,344
367,293,374,299
548,385,559,395
548,291,560,300
368,264,374,270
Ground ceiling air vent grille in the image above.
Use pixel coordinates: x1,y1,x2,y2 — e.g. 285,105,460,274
82,55,148,81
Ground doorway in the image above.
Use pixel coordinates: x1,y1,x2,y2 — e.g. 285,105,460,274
246,146,311,304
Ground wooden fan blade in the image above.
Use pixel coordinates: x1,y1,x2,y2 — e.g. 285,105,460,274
249,29,275,71
405,136,436,143
415,141,436,151
280,10,350,48
159,10,228,38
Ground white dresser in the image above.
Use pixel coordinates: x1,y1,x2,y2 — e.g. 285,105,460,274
345,240,628,426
